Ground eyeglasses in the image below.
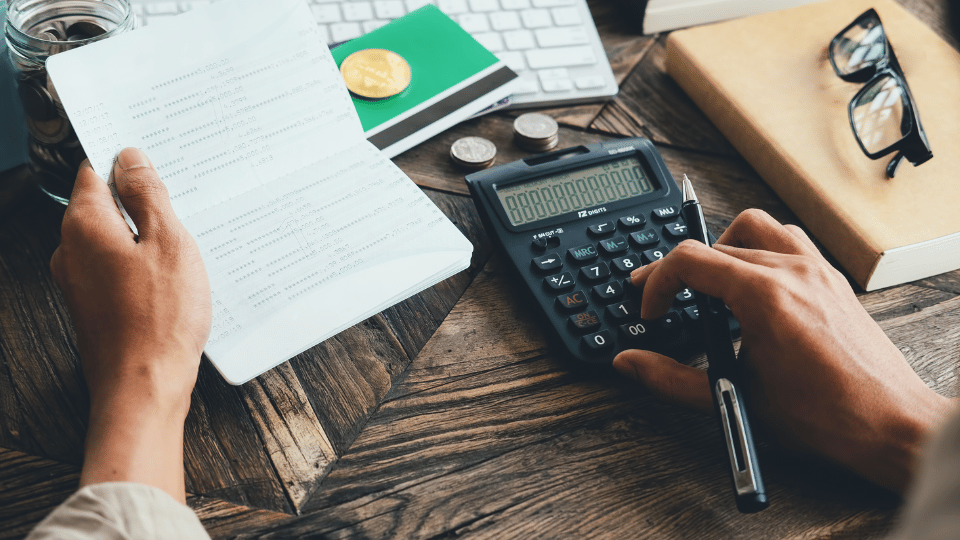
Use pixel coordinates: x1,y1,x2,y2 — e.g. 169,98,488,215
829,9,932,178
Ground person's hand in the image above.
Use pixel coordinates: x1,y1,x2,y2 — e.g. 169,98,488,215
613,209,955,494
50,148,210,501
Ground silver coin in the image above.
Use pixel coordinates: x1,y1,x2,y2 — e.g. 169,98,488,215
450,136,497,166
514,113,558,141
26,116,71,145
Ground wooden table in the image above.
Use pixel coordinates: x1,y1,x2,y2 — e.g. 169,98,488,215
2,1,958,538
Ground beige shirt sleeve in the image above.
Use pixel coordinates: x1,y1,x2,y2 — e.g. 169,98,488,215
889,406,960,540
26,482,210,540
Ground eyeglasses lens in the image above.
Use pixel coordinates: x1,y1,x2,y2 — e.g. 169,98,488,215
851,74,912,154
832,17,886,75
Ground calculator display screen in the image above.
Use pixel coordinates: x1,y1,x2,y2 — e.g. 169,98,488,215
494,156,655,227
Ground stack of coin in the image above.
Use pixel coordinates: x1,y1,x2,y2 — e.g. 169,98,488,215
513,113,559,153
450,136,497,170
340,49,412,100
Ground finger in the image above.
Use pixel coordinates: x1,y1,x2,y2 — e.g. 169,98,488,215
637,240,760,319
62,160,129,235
613,349,713,415
783,224,826,261
112,147,177,241
716,209,816,258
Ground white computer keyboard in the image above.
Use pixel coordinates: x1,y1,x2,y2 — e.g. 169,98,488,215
131,0,618,108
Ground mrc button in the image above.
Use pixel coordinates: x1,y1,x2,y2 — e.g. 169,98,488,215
567,243,598,263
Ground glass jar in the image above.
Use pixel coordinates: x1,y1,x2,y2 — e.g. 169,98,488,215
4,0,135,204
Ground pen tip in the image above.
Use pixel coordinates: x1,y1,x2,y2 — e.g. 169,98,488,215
682,174,698,204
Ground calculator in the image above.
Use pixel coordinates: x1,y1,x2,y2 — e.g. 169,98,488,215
467,137,734,366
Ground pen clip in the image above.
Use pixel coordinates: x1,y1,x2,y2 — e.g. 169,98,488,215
715,378,760,496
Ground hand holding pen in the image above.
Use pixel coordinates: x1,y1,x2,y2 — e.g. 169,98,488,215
613,203,953,497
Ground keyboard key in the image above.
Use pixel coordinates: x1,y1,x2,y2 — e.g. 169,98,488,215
179,1,209,11
567,243,598,263
542,78,574,92
496,51,526,71
405,0,437,11
629,229,659,247
534,27,589,47
457,13,490,32
582,329,614,352
532,0,574,6
620,320,653,345
611,254,641,273
651,205,680,221
682,305,700,322
374,0,406,18
490,10,522,30
575,75,606,89
145,2,180,15
501,0,531,9
642,247,670,264
579,262,610,282
587,221,615,236
663,221,688,239
676,288,695,303
525,45,596,69
619,215,646,229
343,2,374,21
469,0,500,11
315,24,331,44
532,252,563,273
504,29,535,50
598,236,628,255
472,32,504,52
551,6,581,25
312,4,342,23
538,67,569,80
520,8,551,28
556,290,589,312
569,310,601,333
362,20,390,33
544,272,575,291
607,300,639,321
514,75,540,94
330,22,362,41
438,0,469,14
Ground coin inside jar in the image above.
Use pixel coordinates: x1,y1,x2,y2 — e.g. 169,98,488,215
340,49,412,100
450,136,497,170
66,20,108,39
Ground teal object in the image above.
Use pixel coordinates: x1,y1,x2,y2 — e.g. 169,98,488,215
0,2,29,173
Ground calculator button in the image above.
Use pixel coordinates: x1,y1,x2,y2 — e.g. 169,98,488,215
629,229,659,247
556,290,589,312
620,320,653,345
660,310,683,332
675,288,695,303
579,262,611,282
682,305,700,322
606,300,639,321
544,272,575,291
651,206,680,221
532,253,563,273
567,243,599,264
598,236,629,256
618,215,646,229
531,237,548,251
642,246,670,264
568,310,601,333
592,280,624,303
612,254,642,274
663,222,689,240
587,221,616,236
581,329,614,353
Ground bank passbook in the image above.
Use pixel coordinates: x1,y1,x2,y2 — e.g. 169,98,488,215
467,138,737,365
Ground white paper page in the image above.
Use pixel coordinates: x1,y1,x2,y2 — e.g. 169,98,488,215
47,0,473,383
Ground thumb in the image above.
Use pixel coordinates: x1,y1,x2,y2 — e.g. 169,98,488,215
613,349,714,415
112,147,177,241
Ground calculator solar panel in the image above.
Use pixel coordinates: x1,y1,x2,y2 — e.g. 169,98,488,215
467,137,732,365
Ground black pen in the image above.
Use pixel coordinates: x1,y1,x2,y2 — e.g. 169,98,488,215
680,175,768,514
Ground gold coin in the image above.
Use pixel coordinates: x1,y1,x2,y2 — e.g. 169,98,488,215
340,49,412,100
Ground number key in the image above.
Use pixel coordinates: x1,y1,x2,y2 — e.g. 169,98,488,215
619,320,652,346
592,280,624,303
606,300,639,321
642,246,670,264
612,254,641,274
581,329,614,353
579,262,611,282
675,288,695,303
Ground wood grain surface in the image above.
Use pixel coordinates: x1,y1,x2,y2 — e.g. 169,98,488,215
1,1,957,538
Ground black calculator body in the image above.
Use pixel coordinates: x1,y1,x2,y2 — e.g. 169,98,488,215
467,137,727,366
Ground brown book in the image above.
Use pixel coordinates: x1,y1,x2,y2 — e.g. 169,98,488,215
666,0,960,291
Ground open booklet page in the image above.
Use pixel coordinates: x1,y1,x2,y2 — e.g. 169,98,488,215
47,0,473,384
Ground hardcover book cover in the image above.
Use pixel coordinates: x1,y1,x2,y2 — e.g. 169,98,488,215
666,0,960,290
332,5,519,158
